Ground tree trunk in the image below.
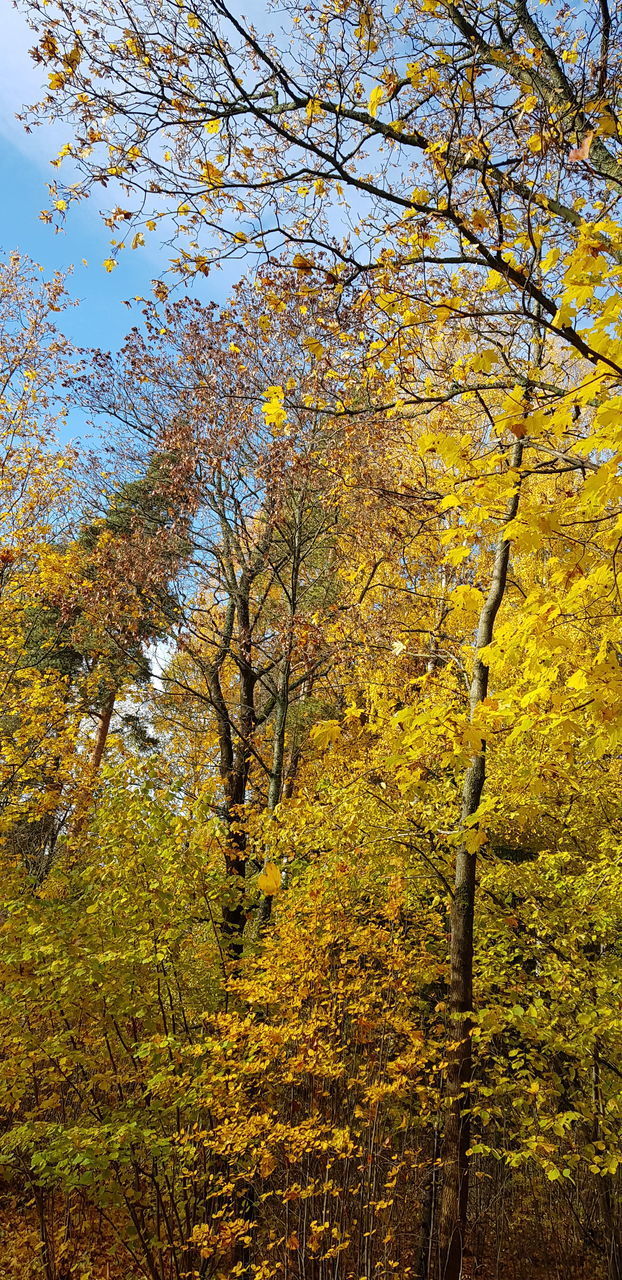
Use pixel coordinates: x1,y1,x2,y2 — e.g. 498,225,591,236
258,660,291,928
593,1036,622,1280
267,666,290,814
91,688,116,773
220,827,248,961
417,1123,440,1280
71,688,116,841
437,440,523,1280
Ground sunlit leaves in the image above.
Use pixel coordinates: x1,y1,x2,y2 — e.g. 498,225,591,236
368,85,385,117
262,383,288,432
309,719,342,749
257,860,281,895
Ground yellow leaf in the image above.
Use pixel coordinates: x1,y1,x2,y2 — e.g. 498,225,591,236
103,258,117,272
257,861,281,896
262,385,288,431
201,162,223,187
62,45,81,73
292,253,315,272
567,669,589,691
444,545,471,566
310,719,342,749
368,86,385,117
500,384,527,436
306,98,323,122
303,336,324,359
540,246,560,274
469,349,498,374
482,269,505,292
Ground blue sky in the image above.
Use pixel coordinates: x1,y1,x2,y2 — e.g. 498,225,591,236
0,5,227,355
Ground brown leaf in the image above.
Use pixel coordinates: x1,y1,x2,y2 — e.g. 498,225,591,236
568,131,594,163
259,1151,277,1178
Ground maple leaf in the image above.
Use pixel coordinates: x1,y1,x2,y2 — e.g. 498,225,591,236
508,419,526,438
292,253,315,272
310,719,342,749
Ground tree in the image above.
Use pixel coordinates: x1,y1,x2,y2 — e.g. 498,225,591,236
0,252,81,871
80,284,355,959
8,3,622,1268
23,0,622,371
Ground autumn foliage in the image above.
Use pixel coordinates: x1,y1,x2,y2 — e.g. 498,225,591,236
3,0,622,1276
